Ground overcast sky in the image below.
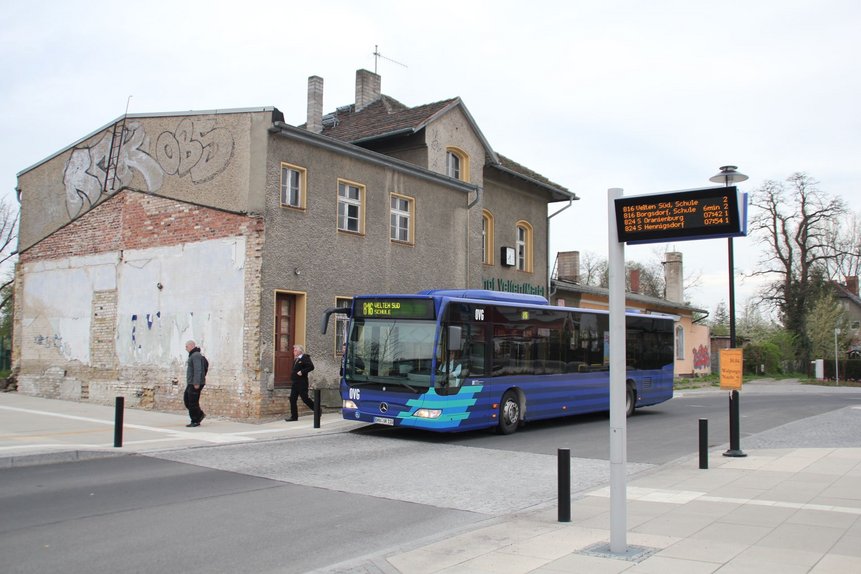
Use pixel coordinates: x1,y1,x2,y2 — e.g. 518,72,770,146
2,0,859,316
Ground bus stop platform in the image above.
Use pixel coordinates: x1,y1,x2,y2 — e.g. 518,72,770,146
375,444,861,574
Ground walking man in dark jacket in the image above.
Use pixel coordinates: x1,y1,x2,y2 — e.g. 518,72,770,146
287,344,315,421
185,340,207,427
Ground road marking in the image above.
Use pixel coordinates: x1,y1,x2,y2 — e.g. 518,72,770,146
0,405,252,444
587,486,861,515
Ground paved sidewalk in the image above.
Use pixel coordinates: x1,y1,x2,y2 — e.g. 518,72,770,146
0,392,359,467
366,446,861,574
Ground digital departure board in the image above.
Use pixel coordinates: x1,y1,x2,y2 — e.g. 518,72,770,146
614,186,746,244
356,298,436,319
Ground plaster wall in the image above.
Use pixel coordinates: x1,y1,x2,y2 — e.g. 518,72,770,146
17,109,273,251
19,237,246,375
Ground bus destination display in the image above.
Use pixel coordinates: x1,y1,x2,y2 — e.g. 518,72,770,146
357,298,436,320
615,186,745,244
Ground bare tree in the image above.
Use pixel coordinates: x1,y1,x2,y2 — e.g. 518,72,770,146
0,199,19,312
822,211,861,281
578,251,608,286
748,173,846,361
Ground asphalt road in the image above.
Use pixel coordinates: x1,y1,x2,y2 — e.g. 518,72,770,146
3,383,860,574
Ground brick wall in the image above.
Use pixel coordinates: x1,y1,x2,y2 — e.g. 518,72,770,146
21,191,261,263
17,190,267,420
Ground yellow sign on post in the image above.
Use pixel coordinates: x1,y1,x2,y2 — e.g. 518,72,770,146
720,348,744,390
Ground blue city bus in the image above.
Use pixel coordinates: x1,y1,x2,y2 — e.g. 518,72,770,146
323,289,675,434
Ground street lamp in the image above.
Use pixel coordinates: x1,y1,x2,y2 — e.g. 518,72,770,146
709,166,748,349
710,165,748,458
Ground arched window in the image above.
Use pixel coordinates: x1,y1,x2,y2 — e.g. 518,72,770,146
515,221,533,272
446,147,470,182
482,210,494,264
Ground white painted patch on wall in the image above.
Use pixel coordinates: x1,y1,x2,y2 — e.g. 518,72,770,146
21,237,246,372
116,237,247,367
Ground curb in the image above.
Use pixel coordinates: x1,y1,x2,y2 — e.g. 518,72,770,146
0,449,130,469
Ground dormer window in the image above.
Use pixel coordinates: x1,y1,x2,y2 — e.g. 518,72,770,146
446,147,469,182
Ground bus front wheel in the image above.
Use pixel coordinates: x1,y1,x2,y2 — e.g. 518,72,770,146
497,391,520,434
626,385,636,417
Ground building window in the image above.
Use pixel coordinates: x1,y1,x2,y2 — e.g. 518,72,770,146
482,210,494,264
515,221,533,272
334,297,352,356
280,163,306,209
338,180,364,234
446,147,469,182
390,193,414,244
675,325,685,360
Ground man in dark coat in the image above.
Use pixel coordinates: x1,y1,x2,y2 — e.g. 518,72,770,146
184,340,207,427
287,344,315,421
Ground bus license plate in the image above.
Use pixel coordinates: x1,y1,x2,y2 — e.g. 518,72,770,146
373,416,394,426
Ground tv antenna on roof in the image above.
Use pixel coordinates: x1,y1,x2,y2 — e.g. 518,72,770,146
373,45,407,74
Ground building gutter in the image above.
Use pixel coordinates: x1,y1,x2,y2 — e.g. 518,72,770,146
547,199,574,296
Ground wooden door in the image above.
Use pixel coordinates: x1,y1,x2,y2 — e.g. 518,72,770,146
274,293,295,387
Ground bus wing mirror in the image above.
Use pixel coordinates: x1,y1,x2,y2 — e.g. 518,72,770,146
321,307,352,334
448,326,462,350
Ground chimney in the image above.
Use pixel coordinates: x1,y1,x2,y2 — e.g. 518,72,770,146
556,251,580,283
664,252,684,303
630,269,640,294
355,69,381,111
307,75,324,134
847,276,859,296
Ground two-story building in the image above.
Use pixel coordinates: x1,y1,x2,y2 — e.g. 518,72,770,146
13,69,576,419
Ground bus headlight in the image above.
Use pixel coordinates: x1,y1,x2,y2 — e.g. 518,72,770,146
413,408,442,419
343,400,358,410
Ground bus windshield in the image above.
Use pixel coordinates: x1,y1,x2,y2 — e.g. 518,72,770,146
345,318,437,389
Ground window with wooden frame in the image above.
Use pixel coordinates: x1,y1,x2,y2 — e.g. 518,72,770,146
390,193,415,244
515,221,533,272
337,179,365,234
333,297,352,357
446,147,469,182
279,163,306,209
482,210,494,264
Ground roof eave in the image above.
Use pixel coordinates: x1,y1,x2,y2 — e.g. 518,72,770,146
490,162,579,202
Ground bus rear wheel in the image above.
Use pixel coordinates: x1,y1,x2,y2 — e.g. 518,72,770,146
626,384,636,417
497,391,520,434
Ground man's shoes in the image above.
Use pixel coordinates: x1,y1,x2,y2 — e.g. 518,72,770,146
186,422,200,427
285,417,298,422
200,413,206,424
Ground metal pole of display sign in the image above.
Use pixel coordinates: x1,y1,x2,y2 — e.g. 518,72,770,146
710,166,748,459
835,328,840,385
607,188,628,554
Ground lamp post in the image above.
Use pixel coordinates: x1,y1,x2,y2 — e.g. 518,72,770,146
710,166,748,458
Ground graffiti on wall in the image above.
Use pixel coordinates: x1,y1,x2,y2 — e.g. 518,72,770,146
33,334,72,357
692,344,710,370
63,118,235,218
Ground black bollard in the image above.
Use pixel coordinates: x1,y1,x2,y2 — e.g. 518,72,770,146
699,418,708,469
723,390,747,457
558,448,571,522
313,389,321,428
114,396,124,448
